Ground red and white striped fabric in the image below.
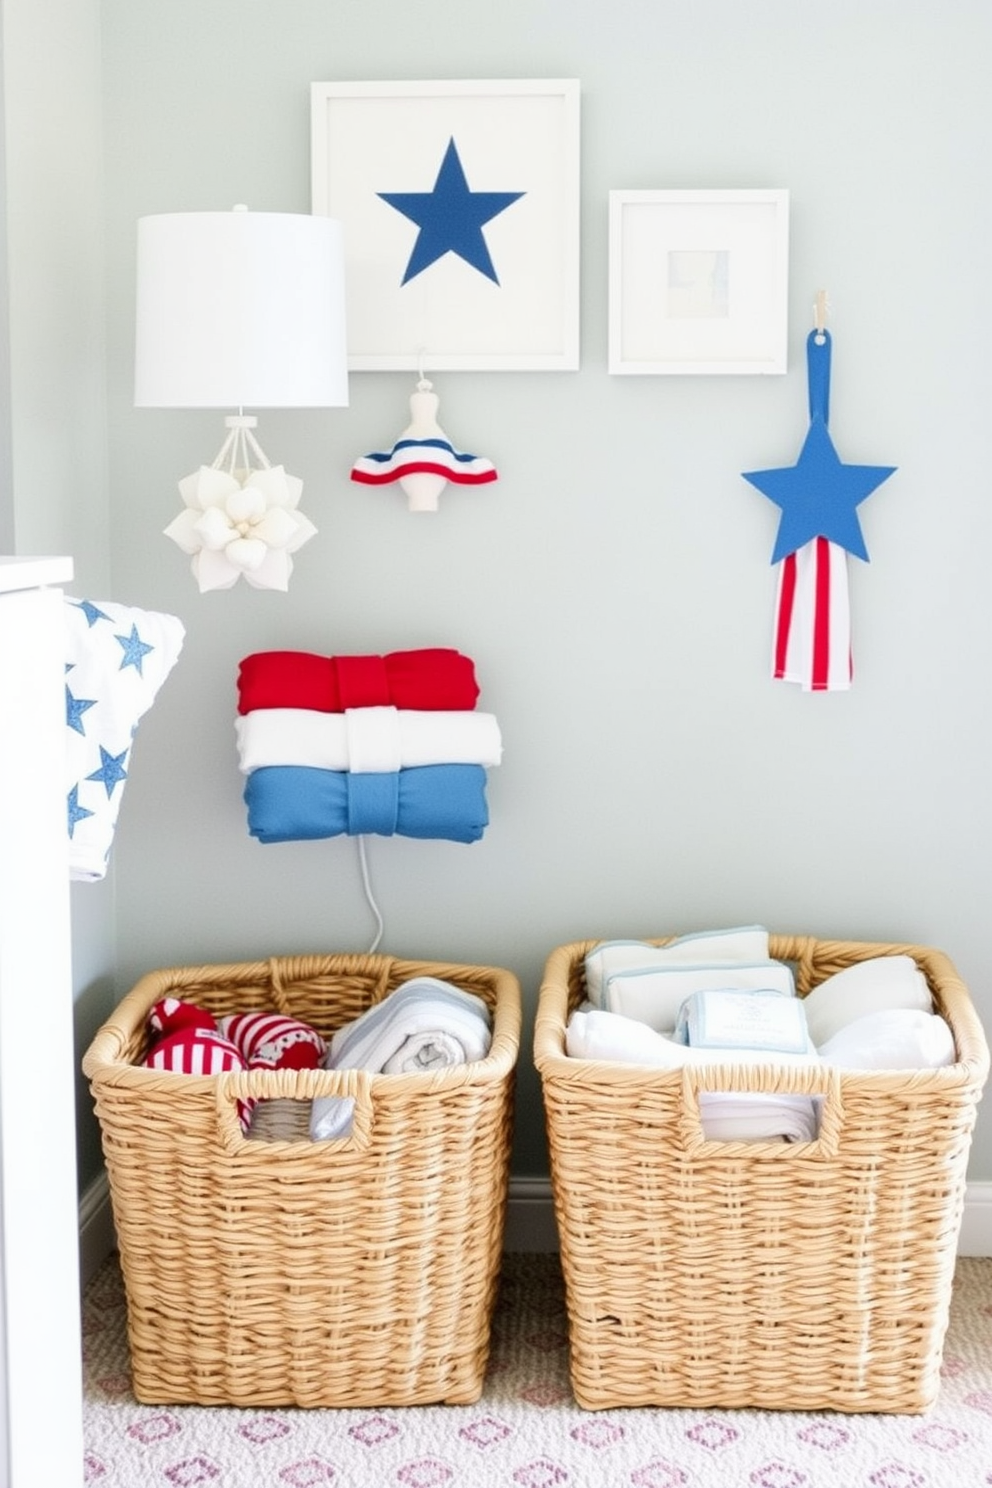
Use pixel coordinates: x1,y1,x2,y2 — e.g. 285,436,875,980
220,1011,325,1070
146,1027,244,1075
144,1028,254,1131
772,536,853,692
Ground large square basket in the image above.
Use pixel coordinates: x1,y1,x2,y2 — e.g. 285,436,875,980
83,952,521,1408
534,934,989,1414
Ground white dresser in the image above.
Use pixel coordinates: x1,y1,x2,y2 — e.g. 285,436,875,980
0,557,83,1488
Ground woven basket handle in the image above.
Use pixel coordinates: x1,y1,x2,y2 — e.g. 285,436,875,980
676,1061,845,1158
213,1065,376,1154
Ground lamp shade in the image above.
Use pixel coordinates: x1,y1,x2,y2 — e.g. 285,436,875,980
134,208,349,409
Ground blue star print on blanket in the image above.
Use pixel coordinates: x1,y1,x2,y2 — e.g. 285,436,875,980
64,598,184,880
378,137,525,286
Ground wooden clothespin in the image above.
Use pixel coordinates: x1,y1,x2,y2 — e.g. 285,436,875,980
813,289,829,343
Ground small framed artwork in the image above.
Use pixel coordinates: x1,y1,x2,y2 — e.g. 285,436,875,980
311,79,580,371
608,188,789,375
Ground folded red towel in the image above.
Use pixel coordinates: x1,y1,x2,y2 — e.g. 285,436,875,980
237,648,480,714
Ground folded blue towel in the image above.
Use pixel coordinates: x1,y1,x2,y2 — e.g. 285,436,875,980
243,762,489,843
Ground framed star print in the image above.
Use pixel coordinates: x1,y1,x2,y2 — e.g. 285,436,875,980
608,189,789,375
311,79,580,371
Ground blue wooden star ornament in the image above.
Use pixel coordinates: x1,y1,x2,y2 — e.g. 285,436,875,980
742,330,896,564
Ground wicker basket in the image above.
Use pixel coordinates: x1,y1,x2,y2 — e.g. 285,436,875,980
83,952,520,1408
534,934,989,1414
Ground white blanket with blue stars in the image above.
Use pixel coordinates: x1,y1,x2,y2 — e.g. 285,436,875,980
64,597,184,881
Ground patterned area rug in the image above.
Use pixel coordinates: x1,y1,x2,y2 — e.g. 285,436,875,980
83,1252,992,1488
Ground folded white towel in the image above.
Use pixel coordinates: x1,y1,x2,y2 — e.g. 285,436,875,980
674,986,812,1053
606,960,795,1034
801,955,932,1046
310,977,492,1140
565,1008,819,1142
584,927,770,1008
697,1093,819,1143
818,1008,956,1070
235,706,503,774
566,1006,819,1070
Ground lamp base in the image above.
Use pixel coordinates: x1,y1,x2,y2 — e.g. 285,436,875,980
163,412,316,593
213,414,271,479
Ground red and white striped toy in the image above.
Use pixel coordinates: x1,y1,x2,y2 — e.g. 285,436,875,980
144,997,258,1131
220,1011,326,1070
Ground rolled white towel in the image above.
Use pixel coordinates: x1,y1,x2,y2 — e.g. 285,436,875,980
818,1008,956,1070
310,977,492,1140
235,705,502,774
584,926,770,1007
328,977,491,1070
801,955,932,1046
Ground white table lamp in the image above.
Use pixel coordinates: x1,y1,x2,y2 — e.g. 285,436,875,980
135,205,349,592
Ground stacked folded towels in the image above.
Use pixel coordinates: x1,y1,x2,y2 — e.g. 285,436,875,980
236,648,501,844
310,977,492,1140
567,929,957,1144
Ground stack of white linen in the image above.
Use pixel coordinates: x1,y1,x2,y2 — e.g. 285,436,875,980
565,1004,822,1143
567,931,957,1144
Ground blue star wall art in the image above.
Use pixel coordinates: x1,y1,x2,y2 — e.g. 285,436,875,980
311,80,580,369
379,138,524,287
741,329,896,691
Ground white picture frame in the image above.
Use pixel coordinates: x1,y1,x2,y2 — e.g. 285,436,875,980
608,189,789,375
311,79,580,372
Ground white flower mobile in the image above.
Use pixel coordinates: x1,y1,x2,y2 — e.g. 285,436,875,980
164,416,317,592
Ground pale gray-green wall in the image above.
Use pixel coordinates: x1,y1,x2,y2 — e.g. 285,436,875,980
1,0,116,1189
12,0,992,1189
98,0,992,1180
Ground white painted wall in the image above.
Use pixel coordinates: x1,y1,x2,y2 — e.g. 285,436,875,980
93,0,992,1184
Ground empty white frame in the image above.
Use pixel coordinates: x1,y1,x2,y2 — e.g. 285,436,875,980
608,189,789,375
312,79,580,371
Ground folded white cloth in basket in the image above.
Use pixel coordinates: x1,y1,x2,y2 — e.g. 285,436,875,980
611,961,796,1035
236,706,502,774
566,1006,821,1142
800,955,933,1046
584,926,771,1011
697,1093,819,1143
673,986,812,1053
566,1006,819,1071
310,977,492,1140
817,1008,955,1069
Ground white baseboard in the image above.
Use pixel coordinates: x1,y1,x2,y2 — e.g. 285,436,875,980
78,1173,992,1284
956,1181,992,1256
